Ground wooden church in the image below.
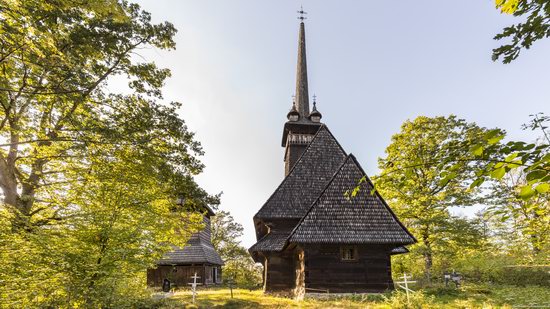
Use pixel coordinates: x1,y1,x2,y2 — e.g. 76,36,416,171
249,19,416,297
147,204,223,288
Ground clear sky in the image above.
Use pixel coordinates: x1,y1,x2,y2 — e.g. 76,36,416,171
130,0,550,247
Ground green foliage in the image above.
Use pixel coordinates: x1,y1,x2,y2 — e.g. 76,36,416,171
461,114,550,203
496,266,550,286
488,169,550,259
223,248,263,289
0,1,218,307
211,210,245,260
210,211,263,288
376,115,494,281
0,0,183,228
493,0,550,63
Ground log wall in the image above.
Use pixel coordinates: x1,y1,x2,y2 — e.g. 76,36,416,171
264,251,295,292
302,244,394,293
147,265,222,288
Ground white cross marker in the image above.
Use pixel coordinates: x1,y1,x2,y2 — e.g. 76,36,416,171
188,272,202,304
395,273,417,305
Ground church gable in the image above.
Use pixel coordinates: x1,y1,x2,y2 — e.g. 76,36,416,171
289,155,416,245
254,125,347,220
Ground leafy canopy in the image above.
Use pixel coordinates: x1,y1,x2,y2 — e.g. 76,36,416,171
493,0,550,63
375,115,494,280
0,1,218,307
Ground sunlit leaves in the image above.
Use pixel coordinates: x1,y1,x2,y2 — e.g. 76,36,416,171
495,0,520,14
535,183,549,193
519,185,536,199
493,1,550,63
457,114,550,203
375,115,493,279
491,167,506,179
0,1,217,306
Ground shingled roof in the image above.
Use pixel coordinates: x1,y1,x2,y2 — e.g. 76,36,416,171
391,246,410,255
157,235,224,266
288,155,416,245
249,231,289,252
255,125,347,219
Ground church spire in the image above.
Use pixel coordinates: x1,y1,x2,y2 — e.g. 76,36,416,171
294,14,310,118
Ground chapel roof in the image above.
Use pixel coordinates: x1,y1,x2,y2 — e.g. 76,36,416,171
254,125,347,220
249,230,289,253
157,236,224,266
288,155,416,245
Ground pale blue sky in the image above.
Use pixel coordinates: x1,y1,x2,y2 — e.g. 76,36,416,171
131,1,549,247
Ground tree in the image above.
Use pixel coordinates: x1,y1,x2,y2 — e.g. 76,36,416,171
437,113,549,202
375,115,494,283
493,0,550,63
210,210,262,288
0,0,181,229
211,210,245,261
0,1,219,306
488,169,550,259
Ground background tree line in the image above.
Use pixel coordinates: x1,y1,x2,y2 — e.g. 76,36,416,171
374,114,549,287
368,0,550,286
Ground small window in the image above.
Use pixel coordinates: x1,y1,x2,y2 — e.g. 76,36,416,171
341,246,357,261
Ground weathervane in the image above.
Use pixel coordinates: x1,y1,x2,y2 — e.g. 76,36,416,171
297,5,307,21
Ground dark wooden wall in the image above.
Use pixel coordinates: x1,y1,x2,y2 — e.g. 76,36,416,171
301,244,394,293
147,265,222,288
264,251,295,293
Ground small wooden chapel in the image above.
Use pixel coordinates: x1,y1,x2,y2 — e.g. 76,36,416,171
249,17,416,297
147,204,223,288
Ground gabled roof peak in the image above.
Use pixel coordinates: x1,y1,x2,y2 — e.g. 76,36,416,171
254,125,347,220
288,153,417,245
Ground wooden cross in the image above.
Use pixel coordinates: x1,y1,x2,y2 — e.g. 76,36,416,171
187,272,202,304
395,273,416,305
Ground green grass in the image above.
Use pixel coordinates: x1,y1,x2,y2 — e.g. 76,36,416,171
158,284,550,308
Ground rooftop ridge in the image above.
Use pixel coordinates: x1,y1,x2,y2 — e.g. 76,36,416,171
286,155,353,243
253,125,347,220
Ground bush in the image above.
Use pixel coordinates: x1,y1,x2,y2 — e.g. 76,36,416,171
494,266,550,287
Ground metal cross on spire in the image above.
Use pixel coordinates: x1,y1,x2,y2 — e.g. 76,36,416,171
297,5,307,21
312,94,318,110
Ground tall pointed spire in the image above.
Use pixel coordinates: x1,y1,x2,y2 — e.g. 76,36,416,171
295,20,310,117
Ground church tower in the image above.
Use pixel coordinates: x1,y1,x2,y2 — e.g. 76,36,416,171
282,21,322,176
251,10,415,296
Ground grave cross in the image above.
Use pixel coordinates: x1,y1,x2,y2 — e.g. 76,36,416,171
395,273,417,305
187,272,202,304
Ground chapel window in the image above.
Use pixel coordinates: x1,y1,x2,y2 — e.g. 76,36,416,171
341,246,358,261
